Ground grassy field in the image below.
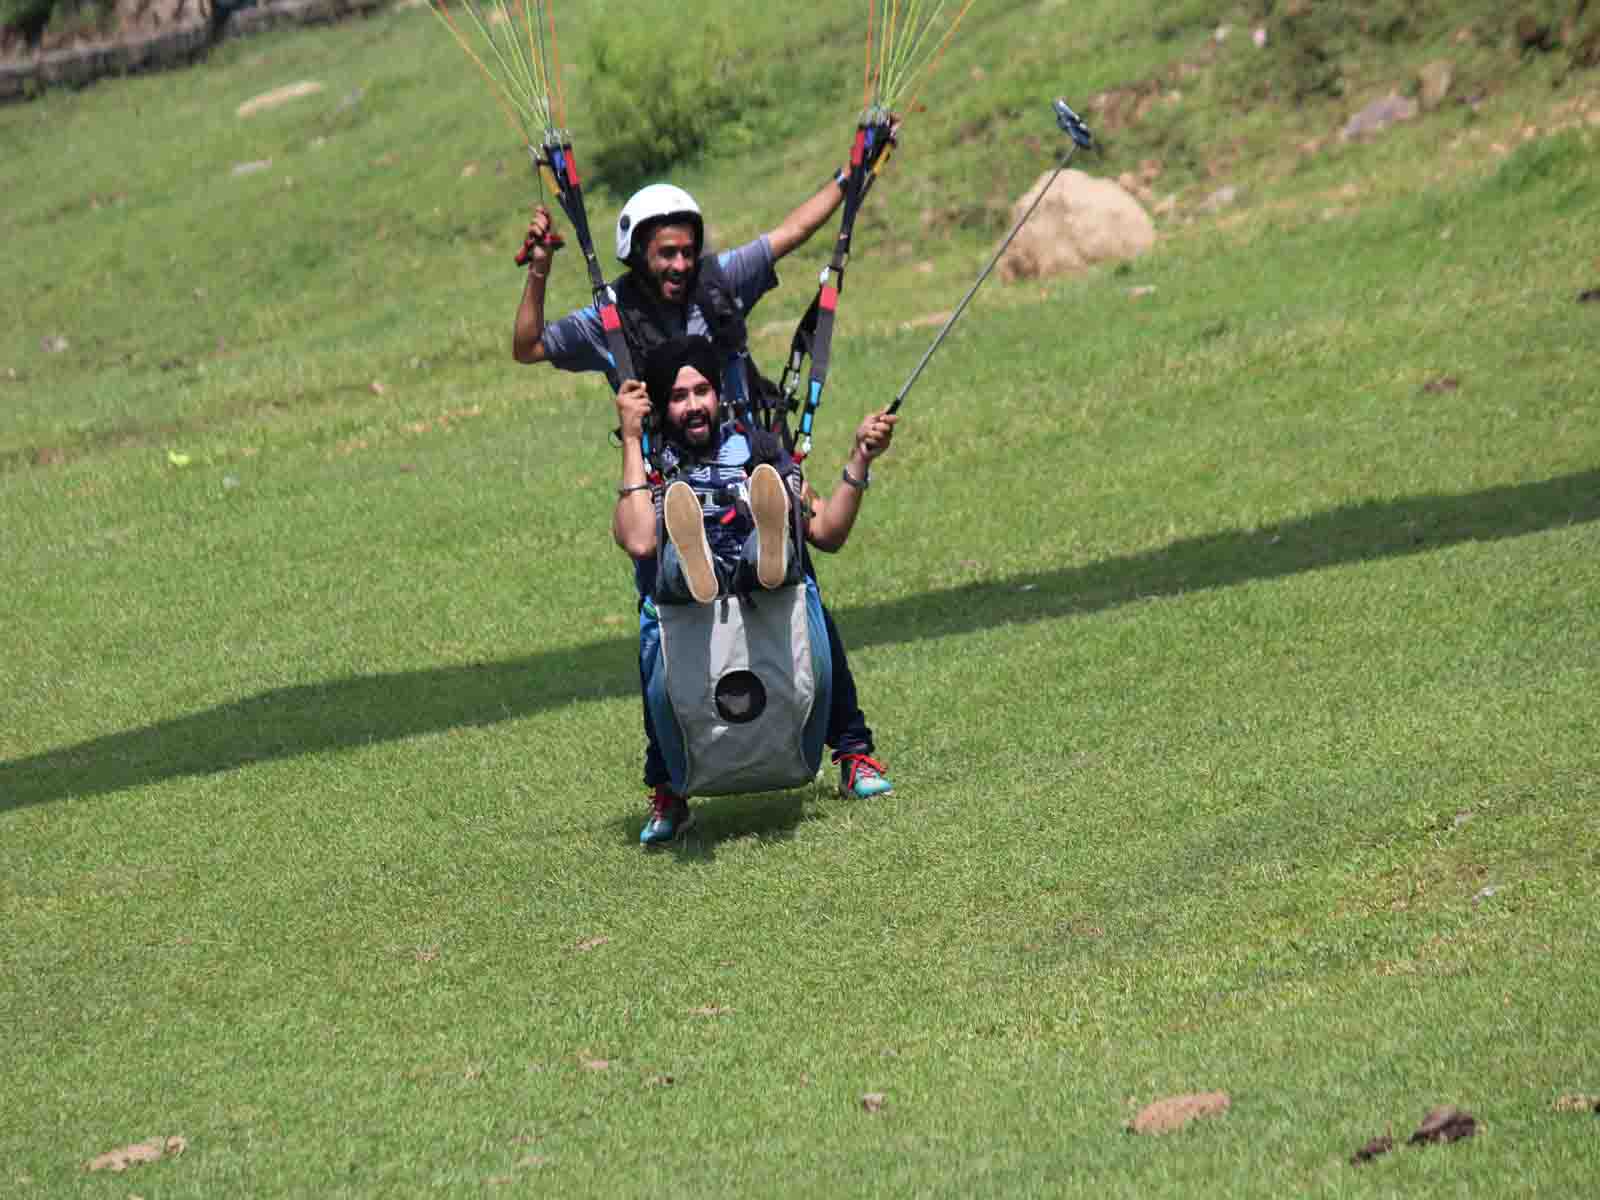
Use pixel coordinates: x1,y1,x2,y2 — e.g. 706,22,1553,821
4,1,1599,1195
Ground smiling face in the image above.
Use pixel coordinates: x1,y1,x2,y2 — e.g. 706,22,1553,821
640,220,699,304
665,364,718,447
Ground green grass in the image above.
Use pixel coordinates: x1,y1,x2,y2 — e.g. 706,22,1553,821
4,1,1600,1195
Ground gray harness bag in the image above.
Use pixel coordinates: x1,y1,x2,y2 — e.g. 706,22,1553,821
654,580,832,797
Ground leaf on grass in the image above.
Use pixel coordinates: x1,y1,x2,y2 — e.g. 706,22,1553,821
1554,1094,1600,1113
1422,375,1461,394
1409,1105,1478,1144
689,1005,733,1017
1349,1133,1394,1165
516,1155,550,1168
581,1058,610,1072
646,1074,675,1089
236,81,324,118
1128,1092,1231,1135
574,936,611,952
861,1093,887,1114
85,1135,187,1172
414,945,440,963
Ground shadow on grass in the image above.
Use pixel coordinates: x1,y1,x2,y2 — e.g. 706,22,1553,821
3,469,1596,813
621,790,815,861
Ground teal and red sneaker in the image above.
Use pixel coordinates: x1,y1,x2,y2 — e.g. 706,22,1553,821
640,785,695,848
837,753,893,800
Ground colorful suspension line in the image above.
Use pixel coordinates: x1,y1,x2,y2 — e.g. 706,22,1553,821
430,0,655,470
775,0,977,458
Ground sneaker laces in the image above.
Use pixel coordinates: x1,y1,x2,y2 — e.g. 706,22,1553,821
838,753,886,787
649,786,681,818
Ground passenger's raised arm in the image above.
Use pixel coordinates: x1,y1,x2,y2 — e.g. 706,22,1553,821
612,379,658,559
806,408,897,553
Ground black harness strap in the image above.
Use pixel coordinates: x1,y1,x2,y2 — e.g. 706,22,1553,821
535,137,651,465
779,113,895,459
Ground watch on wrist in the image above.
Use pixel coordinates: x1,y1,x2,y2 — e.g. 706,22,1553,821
841,465,870,490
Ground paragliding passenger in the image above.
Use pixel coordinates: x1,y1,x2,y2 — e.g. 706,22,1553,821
614,335,896,845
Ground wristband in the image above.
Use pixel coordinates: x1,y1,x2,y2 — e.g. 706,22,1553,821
840,466,870,491
617,482,651,498
832,167,849,191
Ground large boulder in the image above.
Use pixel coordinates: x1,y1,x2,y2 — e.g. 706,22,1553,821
997,169,1155,283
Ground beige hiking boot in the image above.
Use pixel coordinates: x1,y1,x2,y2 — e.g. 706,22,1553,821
663,481,718,604
749,462,790,590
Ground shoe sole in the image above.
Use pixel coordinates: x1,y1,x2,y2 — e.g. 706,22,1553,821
663,481,719,604
749,463,789,591
840,781,893,799
642,808,697,848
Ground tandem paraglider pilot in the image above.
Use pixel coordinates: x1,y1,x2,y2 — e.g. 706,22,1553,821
614,335,896,846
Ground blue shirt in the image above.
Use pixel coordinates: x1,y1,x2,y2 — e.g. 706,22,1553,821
634,423,754,597
541,237,780,397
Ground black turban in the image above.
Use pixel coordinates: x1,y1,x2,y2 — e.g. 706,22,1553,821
642,334,723,415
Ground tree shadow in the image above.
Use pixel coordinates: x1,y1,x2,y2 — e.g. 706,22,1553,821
839,467,1600,652
4,469,1595,813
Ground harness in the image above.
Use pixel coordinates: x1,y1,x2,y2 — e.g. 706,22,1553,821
650,427,809,596
778,111,896,461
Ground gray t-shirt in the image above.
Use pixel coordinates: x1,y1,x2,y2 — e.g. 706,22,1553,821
540,236,780,394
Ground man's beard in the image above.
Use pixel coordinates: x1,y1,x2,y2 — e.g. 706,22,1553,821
652,264,692,304
672,410,715,447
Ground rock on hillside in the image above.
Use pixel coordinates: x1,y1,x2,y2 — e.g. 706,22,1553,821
997,169,1155,283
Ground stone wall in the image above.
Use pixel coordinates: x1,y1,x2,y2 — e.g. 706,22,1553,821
0,0,389,103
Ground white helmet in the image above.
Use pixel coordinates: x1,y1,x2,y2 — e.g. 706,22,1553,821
615,183,703,263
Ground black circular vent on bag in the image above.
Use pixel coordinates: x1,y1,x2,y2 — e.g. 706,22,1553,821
714,670,767,723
